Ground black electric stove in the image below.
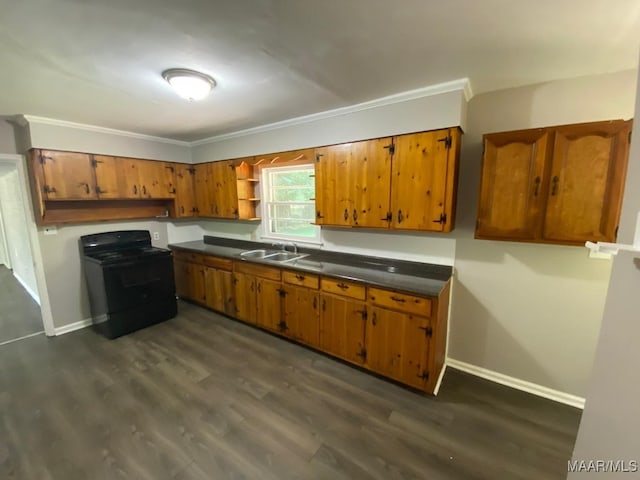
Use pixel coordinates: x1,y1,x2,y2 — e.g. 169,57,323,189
80,230,177,339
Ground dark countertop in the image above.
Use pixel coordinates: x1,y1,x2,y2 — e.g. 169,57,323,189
169,236,453,297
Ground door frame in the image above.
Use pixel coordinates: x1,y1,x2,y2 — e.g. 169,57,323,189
0,207,10,268
0,153,55,336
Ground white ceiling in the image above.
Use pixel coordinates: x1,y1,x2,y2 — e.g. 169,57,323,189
1,0,639,141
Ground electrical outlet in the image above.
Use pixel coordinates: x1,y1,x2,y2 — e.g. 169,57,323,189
152,232,160,241
43,226,58,235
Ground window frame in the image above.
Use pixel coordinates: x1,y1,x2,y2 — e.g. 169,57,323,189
259,162,321,244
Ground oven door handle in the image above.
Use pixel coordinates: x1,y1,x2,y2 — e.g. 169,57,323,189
120,277,162,287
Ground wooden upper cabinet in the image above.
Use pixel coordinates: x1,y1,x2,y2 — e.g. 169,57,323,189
193,162,212,217
315,138,392,228
391,129,460,232
476,119,632,245
137,160,176,199
39,150,96,199
211,159,240,219
543,121,631,243
174,163,196,217
476,129,550,240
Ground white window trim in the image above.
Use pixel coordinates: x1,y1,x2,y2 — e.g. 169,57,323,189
259,163,321,244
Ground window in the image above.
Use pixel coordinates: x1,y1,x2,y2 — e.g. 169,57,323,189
261,164,320,242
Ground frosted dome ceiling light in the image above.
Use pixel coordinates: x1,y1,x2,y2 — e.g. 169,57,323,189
162,68,216,101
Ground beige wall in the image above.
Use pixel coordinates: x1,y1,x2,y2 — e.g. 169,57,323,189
26,119,192,163
191,88,467,162
568,63,640,477
0,120,18,153
449,69,638,397
40,220,169,329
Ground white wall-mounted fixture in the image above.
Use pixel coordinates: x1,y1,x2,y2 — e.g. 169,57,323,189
585,212,640,256
162,68,216,101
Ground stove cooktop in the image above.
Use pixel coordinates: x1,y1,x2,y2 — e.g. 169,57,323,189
85,247,171,265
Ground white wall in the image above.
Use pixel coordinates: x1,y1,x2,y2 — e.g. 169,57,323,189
25,117,192,163
39,220,169,329
0,207,9,267
0,165,39,300
568,61,640,478
449,69,638,399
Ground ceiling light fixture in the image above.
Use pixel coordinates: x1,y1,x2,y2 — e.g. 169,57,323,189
162,68,216,101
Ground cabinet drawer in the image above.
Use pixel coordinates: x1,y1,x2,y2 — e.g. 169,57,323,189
203,255,233,271
283,270,319,289
321,277,366,300
368,287,432,317
234,261,281,281
172,250,204,264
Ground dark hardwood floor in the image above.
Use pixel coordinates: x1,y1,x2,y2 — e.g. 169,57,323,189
0,265,43,345
0,301,581,479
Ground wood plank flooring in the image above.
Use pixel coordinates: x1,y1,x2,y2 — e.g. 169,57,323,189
0,301,581,479
0,265,43,344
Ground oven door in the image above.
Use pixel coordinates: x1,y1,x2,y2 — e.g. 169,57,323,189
102,255,175,313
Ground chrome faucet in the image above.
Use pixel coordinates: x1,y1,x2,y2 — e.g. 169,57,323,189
288,242,298,254
273,242,298,254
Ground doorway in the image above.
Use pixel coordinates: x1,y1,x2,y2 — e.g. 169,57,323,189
0,154,54,343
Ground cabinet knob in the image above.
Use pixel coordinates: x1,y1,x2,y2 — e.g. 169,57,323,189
344,208,349,221
397,210,404,224
551,176,560,196
353,209,358,222
533,176,541,196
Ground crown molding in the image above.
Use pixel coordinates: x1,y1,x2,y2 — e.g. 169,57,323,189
191,78,472,146
20,115,191,147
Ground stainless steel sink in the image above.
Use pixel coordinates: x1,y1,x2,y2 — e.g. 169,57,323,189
239,249,276,259
264,251,307,262
239,249,308,263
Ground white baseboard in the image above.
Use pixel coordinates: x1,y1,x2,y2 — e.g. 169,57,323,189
433,364,447,396
54,318,93,336
446,358,585,409
13,272,40,305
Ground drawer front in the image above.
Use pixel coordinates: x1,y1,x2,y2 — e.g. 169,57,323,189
321,277,366,300
368,287,432,317
203,255,233,271
234,261,282,281
172,249,204,264
283,270,319,289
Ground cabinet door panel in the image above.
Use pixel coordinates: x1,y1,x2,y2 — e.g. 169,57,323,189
210,160,239,219
189,263,207,305
138,160,176,199
349,138,392,228
319,294,366,364
233,272,256,323
92,155,122,199
205,267,233,315
174,260,190,299
366,306,429,389
40,150,96,199
118,158,142,199
476,130,550,240
256,278,283,332
193,163,212,216
543,121,631,243
284,286,319,346
391,130,451,231
174,163,196,217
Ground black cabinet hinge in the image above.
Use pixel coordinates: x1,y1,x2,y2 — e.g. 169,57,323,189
166,165,175,172
43,185,56,194
187,167,196,174
417,371,430,381
419,326,433,337
277,320,289,332
315,153,324,162
316,210,324,219
277,288,288,298
384,143,395,155
356,310,367,320
356,348,367,360
433,213,447,225
438,136,452,149
629,131,632,144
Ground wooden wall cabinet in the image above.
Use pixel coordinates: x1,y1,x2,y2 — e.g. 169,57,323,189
37,150,96,200
315,127,461,232
476,120,632,245
174,163,196,217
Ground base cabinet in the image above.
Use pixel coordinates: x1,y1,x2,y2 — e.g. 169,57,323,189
366,306,431,390
172,250,450,395
319,293,367,365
